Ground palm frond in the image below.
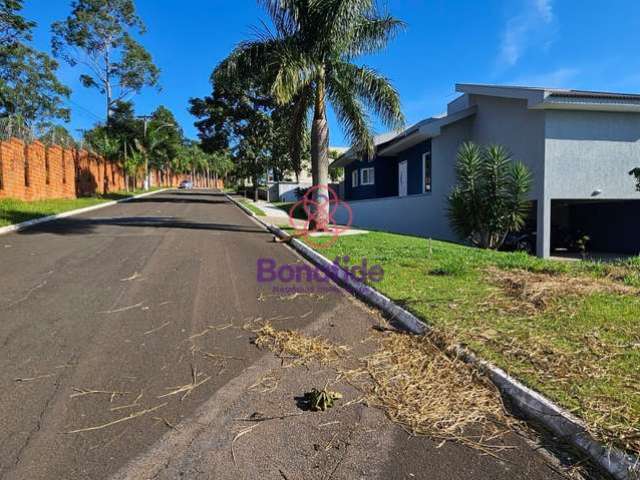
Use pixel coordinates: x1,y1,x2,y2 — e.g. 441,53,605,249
326,72,374,156
270,45,316,103
343,15,405,56
259,0,308,36
329,60,404,130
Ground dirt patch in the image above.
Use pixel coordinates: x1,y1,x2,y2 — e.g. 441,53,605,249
487,266,638,312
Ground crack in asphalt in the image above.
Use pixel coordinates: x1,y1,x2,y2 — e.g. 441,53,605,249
8,354,76,475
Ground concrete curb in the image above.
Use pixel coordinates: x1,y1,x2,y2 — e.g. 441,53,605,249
226,193,640,480
0,188,170,237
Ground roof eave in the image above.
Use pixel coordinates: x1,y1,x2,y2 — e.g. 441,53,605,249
533,99,640,112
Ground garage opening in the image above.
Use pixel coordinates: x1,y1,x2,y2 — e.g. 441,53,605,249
551,200,640,256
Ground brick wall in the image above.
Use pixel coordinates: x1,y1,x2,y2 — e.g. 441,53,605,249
0,138,223,201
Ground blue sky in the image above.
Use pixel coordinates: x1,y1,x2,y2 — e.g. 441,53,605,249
23,0,640,146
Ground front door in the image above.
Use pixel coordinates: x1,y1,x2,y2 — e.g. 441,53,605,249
398,160,408,197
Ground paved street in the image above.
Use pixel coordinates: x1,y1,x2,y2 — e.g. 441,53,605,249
0,190,571,479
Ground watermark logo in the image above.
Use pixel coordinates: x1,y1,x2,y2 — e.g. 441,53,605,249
289,184,353,249
257,256,384,296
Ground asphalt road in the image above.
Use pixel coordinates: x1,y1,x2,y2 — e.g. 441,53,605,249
0,190,572,480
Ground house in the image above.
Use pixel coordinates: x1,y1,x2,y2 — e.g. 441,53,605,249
331,84,640,257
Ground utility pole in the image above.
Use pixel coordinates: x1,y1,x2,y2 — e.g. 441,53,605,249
137,115,152,191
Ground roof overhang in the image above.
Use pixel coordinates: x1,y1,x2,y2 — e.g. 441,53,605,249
330,152,356,169
378,106,477,156
533,96,640,112
457,83,548,108
457,83,640,112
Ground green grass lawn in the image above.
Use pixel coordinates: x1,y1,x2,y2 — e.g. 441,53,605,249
307,231,640,455
0,189,157,227
238,198,266,216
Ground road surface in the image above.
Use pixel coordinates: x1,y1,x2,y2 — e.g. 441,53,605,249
0,190,573,479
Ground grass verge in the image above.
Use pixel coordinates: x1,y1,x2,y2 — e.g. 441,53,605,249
238,199,266,217
0,189,159,227
271,201,308,220
303,231,640,456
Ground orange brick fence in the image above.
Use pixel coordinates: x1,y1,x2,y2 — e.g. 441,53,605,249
0,139,223,201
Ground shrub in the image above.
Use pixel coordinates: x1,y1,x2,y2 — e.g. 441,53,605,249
448,142,532,250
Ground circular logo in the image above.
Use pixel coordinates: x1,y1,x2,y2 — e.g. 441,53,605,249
288,184,352,249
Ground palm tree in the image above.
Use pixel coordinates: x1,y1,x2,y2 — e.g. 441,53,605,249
134,123,173,189
221,0,405,229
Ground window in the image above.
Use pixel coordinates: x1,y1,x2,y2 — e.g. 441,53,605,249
361,167,375,186
351,169,358,188
422,152,432,193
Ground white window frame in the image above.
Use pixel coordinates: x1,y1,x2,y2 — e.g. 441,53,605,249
351,169,359,188
360,167,375,186
422,152,432,193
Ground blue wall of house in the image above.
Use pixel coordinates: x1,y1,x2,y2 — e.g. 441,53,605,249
344,140,431,201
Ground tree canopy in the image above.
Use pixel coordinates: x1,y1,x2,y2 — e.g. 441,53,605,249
52,0,159,121
0,0,70,126
190,65,308,191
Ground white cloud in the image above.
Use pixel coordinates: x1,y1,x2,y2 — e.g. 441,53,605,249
498,0,555,68
510,67,580,88
534,0,554,23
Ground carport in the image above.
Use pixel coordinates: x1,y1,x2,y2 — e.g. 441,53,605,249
550,200,640,255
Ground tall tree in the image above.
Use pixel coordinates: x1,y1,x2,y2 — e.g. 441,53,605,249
0,0,70,126
146,105,182,175
190,65,309,191
190,69,281,198
52,0,159,122
220,0,404,229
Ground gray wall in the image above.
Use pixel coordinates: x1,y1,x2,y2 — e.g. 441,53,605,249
467,94,547,201
544,110,640,199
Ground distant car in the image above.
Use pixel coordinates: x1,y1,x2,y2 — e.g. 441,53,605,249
179,180,193,189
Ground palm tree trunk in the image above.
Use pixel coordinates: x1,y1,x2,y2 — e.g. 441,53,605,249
310,74,330,231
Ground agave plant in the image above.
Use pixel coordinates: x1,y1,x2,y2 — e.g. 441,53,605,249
448,142,533,250
220,0,405,229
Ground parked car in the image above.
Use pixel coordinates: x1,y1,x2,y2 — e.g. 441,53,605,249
179,180,193,189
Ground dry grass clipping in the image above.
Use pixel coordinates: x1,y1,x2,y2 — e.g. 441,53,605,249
487,267,638,312
254,322,349,366
253,323,514,451
158,364,210,401
359,331,515,452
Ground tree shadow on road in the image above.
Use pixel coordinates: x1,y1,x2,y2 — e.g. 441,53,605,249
17,216,269,236
128,197,229,205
